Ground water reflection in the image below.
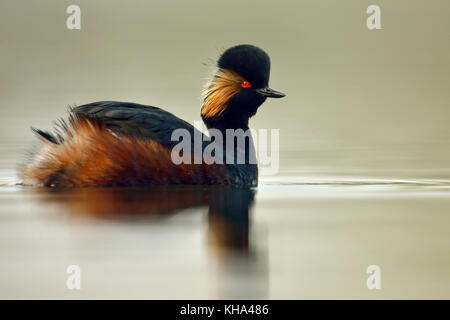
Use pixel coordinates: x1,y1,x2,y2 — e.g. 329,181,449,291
26,185,267,298
31,186,254,251
207,187,253,253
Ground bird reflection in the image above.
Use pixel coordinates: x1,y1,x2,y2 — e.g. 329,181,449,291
207,187,254,254
27,185,267,298
30,185,255,253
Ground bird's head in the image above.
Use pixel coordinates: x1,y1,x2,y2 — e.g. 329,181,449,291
201,44,285,129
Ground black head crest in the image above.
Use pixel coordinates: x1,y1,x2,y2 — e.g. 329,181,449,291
217,44,271,88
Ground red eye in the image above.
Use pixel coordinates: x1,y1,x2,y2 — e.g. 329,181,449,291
241,80,251,88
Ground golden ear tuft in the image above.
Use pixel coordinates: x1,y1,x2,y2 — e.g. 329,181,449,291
201,69,245,118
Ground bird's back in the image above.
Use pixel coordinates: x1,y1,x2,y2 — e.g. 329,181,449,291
21,101,231,187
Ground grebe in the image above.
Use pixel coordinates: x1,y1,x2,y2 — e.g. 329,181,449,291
20,44,285,187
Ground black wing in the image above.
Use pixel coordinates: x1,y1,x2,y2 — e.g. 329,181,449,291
73,101,201,147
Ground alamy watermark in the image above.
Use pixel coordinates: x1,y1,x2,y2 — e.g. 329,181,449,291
366,265,381,290
170,121,280,175
66,265,81,290
366,5,381,30
66,5,81,30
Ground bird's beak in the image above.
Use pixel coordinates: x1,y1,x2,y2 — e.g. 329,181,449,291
256,87,286,98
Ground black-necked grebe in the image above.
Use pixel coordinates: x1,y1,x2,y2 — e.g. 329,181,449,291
21,44,285,187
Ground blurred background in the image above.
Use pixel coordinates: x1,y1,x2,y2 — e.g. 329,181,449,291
0,0,449,179
0,0,449,299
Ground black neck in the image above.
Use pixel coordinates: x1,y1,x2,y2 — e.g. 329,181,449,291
201,115,258,186
202,115,249,133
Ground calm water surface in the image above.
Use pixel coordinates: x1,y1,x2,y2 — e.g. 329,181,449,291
1,167,449,299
